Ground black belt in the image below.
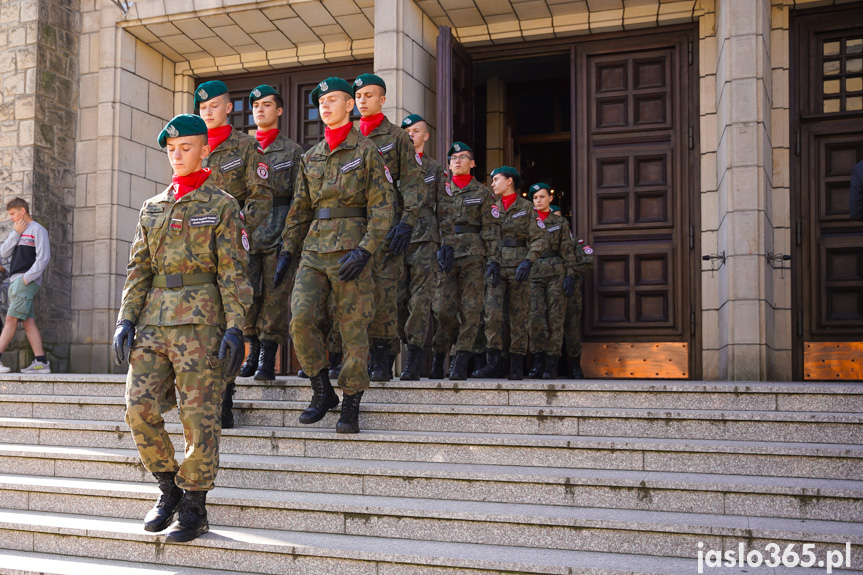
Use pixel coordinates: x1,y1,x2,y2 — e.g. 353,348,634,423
272,197,291,208
539,250,560,259
314,207,366,220
501,239,527,248
151,272,217,289
454,225,480,234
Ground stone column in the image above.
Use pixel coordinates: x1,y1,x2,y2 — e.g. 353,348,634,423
0,0,78,371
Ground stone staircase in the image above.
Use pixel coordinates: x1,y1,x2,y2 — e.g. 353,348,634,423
0,375,861,574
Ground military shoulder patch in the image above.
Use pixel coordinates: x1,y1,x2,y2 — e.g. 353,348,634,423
257,162,269,180
424,174,436,183
416,152,422,165
241,229,250,251
384,165,393,183
445,182,452,196
341,157,363,173
584,246,593,255
536,217,545,228
491,205,500,218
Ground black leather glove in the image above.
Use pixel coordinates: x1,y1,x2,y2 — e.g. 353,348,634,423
485,261,501,288
272,250,293,288
437,245,454,273
337,247,372,281
112,319,135,366
515,259,532,282
386,222,413,255
564,275,576,297
219,327,245,376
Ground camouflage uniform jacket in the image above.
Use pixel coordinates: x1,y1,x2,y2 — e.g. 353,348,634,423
411,154,445,244
438,175,501,265
366,116,425,228
281,126,393,257
498,195,548,268
253,132,303,251
119,181,254,332
202,127,273,241
532,213,580,279
572,237,596,276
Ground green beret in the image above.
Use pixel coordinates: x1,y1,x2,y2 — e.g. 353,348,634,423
353,73,386,94
310,77,354,104
528,182,552,199
401,114,425,129
157,114,208,148
491,166,520,179
195,80,228,105
249,84,279,105
448,142,472,156
550,205,562,213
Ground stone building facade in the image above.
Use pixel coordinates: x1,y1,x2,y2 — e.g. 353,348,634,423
0,0,860,380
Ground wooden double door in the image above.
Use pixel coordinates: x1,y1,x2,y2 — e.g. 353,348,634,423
439,27,700,378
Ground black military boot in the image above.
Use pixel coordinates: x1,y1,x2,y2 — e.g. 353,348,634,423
471,352,487,375
429,353,446,379
387,354,397,380
527,352,546,379
509,353,525,380
570,355,584,379
254,339,278,381
328,352,343,379
472,349,502,378
369,339,391,381
542,355,560,380
143,471,183,532
165,490,208,543
297,369,309,378
239,336,260,378
299,368,340,424
336,390,363,433
220,382,235,429
448,350,471,380
399,344,423,380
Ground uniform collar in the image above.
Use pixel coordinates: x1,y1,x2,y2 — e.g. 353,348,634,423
367,115,393,138
322,125,361,155
262,131,288,152
156,183,213,204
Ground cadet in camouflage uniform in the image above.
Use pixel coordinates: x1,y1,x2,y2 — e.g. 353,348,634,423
473,166,548,381
526,183,580,379
397,114,444,380
564,235,595,378
432,142,500,380
352,74,426,381
273,77,393,434
113,114,252,543
195,80,273,429
238,85,303,382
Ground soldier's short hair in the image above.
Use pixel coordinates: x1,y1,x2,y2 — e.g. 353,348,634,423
6,197,29,213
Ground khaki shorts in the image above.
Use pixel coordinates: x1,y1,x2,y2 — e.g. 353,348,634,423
7,277,40,320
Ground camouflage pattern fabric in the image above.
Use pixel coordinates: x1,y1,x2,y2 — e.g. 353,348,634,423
433,255,485,353
481,194,547,354
290,251,375,393
125,323,223,491
252,132,303,250
530,213,580,355
563,239,596,357
437,175,500,263
398,240,438,347
282,126,393,391
119,181,253,330
202,127,273,241
243,245,296,344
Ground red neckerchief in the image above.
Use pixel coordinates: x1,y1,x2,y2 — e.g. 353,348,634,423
172,168,211,200
360,113,385,136
255,128,279,151
501,193,517,211
418,152,424,158
207,125,232,152
537,209,550,221
325,122,353,151
452,174,472,189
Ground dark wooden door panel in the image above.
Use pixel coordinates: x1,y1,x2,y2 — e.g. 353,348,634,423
436,26,473,160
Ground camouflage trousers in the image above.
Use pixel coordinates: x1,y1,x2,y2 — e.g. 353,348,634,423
563,276,585,357
244,246,295,344
368,244,404,342
483,266,530,355
290,250,375,393
529,271,566,355
125,323,224,491
432,255,485,353
326,294,342,355
397,241,438,347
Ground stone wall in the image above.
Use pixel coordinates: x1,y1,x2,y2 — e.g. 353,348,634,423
0,0,78,371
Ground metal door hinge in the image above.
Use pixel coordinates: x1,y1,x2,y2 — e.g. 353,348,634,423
796,221,802,246
688,126,694,150
795,131,801,156
690,311,696,336
688,41,693,66
689,225,695,249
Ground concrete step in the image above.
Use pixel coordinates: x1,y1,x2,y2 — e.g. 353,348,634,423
3,374,862,412
8,508,846,575
0,491,861,568
2,417,861,480
3,393,863,441
0,549,245,575
2,437,863,521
